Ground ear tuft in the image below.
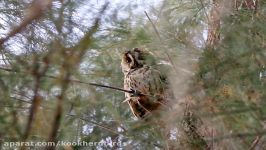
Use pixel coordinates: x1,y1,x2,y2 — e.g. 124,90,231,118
133,48,141,52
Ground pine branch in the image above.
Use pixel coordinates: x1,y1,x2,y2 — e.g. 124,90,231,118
0,0,53,46
22,54,50,150
45,3,109,150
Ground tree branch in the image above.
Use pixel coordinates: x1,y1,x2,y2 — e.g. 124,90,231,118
0,0,53,46
144,11,178,74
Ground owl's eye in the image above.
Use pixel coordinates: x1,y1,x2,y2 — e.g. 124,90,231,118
126,56,132,63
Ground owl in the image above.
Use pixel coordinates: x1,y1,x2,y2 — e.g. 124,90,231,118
121,48,171,119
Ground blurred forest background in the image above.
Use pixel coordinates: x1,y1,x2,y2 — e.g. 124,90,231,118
0,0,265,149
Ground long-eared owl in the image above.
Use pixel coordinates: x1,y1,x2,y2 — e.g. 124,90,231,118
121,48,171,119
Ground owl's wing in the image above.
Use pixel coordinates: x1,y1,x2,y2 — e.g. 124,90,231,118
125,66,168,100
124,66,172,118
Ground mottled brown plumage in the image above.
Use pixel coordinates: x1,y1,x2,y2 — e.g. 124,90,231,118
121,48,170,119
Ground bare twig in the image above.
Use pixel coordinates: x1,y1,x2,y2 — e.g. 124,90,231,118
10,96,53,110
0,66,153,98
144,11,178,74
249,120,266,150
67,114,121,135
249,136,261,150
144,11,161,41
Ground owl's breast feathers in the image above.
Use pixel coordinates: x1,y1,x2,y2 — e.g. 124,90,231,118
124,65,171,118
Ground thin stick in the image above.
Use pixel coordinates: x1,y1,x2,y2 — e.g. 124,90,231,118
67,114,121,135
144,11,162,41
144,11,178,74
249,136,261,150
249,120,266,150
0,67,134,94
0,66,170,109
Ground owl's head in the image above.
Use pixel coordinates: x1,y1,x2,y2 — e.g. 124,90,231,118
121,48,155,74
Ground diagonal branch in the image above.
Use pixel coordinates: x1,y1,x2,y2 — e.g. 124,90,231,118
0,0,53,46
67,114,121,135
21,55,50,150
0,66,148,98
45,3,109,150
144,11,178,74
